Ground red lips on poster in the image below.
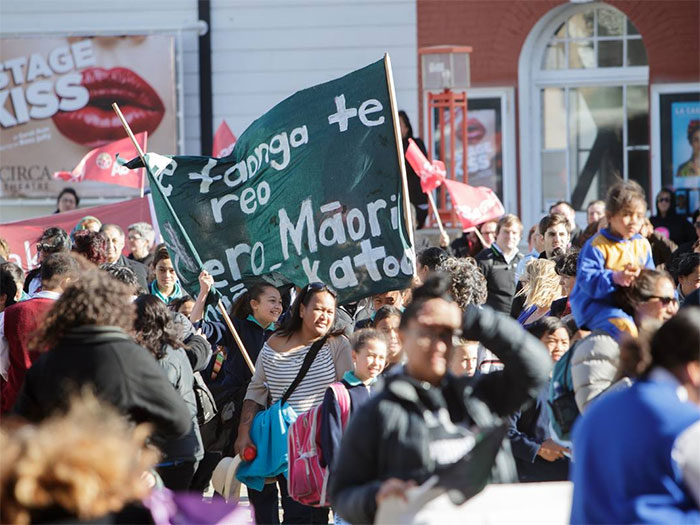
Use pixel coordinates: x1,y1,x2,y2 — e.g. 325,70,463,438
52,67,164,148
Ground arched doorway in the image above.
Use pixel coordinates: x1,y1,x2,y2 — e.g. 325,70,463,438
518,2,649,228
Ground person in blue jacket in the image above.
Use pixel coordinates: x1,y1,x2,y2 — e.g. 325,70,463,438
507,317,571,482
570,180,654,341
570,307,700,524
319,328,387,476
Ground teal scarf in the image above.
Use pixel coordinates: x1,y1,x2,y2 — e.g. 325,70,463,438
149,279,183,305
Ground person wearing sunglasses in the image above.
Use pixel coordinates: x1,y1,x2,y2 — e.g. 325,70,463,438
571,269,680,415
235,281,352,524
650,188,697,247
570,308,700,524
329,274,552,524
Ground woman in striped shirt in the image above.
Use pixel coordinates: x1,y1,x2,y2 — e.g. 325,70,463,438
235,282,352,524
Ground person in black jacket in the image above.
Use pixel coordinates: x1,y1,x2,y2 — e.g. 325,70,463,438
14,269,191,443
476,214,524,314
650,188,697,247
328,274,552,524
400,110,429,229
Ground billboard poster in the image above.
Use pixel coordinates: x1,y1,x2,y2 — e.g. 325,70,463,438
659,89,700,216
0,36,176,199
431,97,503,201
671,101,700,189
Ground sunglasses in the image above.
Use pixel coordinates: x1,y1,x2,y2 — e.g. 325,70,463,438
304,282,337,297
657,197,671,203
643,295,678,306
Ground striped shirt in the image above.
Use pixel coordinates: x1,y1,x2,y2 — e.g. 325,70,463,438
245,336,353,415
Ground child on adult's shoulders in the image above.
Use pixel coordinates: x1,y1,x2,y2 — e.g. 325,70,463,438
570,180,654,341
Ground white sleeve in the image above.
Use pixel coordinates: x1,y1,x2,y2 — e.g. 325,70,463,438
671,420,700,507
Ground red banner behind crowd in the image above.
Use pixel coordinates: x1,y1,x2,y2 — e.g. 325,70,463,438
0,197,154,271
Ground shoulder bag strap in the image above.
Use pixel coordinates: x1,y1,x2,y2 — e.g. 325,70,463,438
280,336,328,405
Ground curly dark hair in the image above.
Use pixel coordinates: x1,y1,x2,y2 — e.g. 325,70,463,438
99,263,142,295
436,256,487,310
30,269,136,351
554,248,580,277
133,295,183,360
72,230,108,265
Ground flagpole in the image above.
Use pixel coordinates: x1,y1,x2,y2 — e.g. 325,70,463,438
218,300,256,375
384,54,416,270
426,192,447,237
112,102,147,167
472,226,488,247
111,103,256,374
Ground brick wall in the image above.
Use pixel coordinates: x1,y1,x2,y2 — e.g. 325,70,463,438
417,0,700,86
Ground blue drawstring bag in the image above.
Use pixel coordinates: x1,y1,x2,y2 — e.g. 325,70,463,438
235,401,298,491
235,336,327,491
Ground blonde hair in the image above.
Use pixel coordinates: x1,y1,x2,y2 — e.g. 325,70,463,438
516,259,562,309
0,391,157,524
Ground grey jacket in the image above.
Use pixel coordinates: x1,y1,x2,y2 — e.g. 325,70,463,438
157,345,204,463
570,332,620,413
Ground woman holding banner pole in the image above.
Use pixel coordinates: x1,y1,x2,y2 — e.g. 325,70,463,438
235,282,352,524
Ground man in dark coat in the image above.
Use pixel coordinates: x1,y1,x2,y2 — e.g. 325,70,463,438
101,224,148,290
476,214,524,314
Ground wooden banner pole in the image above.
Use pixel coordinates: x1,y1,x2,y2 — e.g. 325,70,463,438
112,103,255,374
112,102,147,197
218,300,255,374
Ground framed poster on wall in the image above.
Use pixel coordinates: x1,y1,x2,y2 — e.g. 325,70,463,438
651,83,700,217
425,88,517,216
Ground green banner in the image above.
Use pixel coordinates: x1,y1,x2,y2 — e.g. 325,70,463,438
144,57,414,308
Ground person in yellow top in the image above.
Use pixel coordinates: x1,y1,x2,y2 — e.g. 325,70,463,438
570,180,654,340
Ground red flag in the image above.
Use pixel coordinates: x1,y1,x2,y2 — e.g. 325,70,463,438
405,138,445,193
53,133,147,189
213,120,237,157
443,178,505,231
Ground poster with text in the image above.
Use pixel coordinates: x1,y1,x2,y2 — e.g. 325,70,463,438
671,101,700,190
0,36,176,199
431,97,503,202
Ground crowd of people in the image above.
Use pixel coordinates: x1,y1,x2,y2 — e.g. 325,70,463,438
0,177,699,524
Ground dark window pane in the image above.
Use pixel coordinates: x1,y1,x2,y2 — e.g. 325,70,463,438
628,150,650,204
627,85,649,146
597,8,624,36
627,38,648,66
627,19,640,36
599,40,623,67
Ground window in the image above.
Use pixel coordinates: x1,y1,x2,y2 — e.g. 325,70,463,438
522,3,649,218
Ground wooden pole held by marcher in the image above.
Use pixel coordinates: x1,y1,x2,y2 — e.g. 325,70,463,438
473,226,487,247
112,103,255,373
218,300,256,374
112,102,147,197
427,192,446,237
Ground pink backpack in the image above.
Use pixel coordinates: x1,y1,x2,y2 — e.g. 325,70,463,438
287,382,351,507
